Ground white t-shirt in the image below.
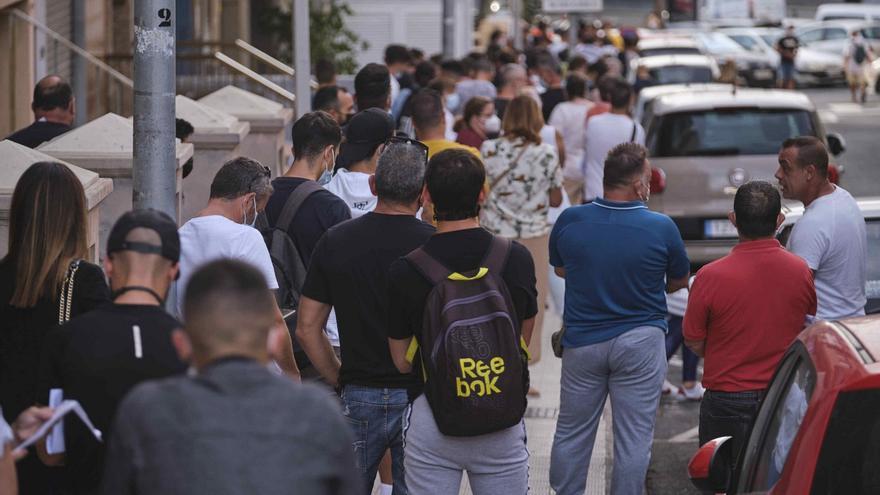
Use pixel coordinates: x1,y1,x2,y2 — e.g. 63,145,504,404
548,100,593,182
581,112,646,202
325,169,376,218
174,215,278,318
788,186,867,320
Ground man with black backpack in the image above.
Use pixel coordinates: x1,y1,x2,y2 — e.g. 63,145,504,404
263,111,348,379
387,149,537,494
843,29,874,103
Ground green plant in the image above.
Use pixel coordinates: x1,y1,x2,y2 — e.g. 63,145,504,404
255,0,367,74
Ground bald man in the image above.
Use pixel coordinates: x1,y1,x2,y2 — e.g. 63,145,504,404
101,259,359,495
5,75,75,148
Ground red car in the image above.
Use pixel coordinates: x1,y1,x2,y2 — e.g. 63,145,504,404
688,315,880,494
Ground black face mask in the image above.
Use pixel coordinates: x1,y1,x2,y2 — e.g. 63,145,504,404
112,286,165,305
340,113,354,127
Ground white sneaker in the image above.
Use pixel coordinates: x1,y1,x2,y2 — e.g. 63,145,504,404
675,383,705,401
662,379,675,395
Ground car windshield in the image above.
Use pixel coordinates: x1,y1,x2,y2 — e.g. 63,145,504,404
695,32,745,54
649,66,714,85
810,389,880,493
728,34,762,52
760,34,780,46
654,108,815,156
641,47,703,57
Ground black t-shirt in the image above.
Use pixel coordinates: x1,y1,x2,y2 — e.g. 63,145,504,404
37,303,187,493
302,213,435,389
386,228,538,344
777,35,800,62
541,88,567,122
265,177,352,267
5,121,72,149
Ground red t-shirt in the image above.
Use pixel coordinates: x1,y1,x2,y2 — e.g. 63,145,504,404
683,239,817,392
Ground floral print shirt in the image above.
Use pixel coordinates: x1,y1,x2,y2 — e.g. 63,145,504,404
480,137,562,239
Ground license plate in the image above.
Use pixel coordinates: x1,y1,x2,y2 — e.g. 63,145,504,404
704,219,739,239
754,69,774,80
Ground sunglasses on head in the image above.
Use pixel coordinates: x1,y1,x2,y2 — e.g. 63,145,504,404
384,135,429,160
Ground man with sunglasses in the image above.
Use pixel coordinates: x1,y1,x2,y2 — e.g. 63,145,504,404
296,139,433,494
174,157,300,378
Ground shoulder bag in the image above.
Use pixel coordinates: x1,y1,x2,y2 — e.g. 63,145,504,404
58,259,82,324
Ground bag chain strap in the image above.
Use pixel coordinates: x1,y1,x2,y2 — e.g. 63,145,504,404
58,261,81,324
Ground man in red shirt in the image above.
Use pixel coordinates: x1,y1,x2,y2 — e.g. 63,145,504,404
684,180,816,459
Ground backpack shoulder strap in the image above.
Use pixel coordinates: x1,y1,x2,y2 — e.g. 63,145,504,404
482,236,512,274
276,180,324,234
630,120,638,143
405,248,450,286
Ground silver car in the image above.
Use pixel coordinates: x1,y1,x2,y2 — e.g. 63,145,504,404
644,87,845,265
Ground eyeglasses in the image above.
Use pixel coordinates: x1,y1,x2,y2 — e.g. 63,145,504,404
384,135,429,162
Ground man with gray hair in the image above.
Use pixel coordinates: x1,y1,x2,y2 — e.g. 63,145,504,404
494,63,528,119
297,138,434,494
174,156,299,378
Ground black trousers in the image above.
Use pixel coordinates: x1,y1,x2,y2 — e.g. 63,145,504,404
698,389,765,462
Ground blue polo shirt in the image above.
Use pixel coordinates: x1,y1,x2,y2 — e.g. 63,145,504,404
549,198,690,348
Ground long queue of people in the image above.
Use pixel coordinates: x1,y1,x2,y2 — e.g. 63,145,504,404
0,33,870,495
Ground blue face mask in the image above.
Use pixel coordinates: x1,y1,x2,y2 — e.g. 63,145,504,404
445,93,461,113
317,170,332,186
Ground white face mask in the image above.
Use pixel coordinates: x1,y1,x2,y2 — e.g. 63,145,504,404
445,93,461,113
243,195,258,227
484,114,501,134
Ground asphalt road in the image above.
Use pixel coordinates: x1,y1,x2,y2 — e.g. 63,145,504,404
645,86,880,495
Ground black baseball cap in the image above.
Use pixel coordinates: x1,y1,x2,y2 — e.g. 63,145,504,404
336,108,395,170
107,209,181,263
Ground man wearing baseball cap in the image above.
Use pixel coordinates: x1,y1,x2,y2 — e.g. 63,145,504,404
36,209,188,494
325,107,396,218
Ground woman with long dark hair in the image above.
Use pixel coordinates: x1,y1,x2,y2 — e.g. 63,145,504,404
0,162,110,493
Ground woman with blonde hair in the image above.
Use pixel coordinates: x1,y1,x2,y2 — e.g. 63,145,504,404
0,162,109,493
481,95,563,371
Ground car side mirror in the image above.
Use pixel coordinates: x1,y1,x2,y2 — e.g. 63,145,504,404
827,132,846,156
688,436,734,493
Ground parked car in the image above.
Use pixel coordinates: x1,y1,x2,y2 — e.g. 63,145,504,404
637,36,703,57
796,20,880,55
777,197,880,314
694,31,778,87
643,87,845,265
689,313,880,494
721,27,846,86
815,3,880,22
633,82,733,126
627,54,720,86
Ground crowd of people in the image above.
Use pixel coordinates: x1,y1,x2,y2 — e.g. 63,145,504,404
0,19,871,495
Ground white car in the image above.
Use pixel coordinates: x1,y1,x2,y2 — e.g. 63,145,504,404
796,20,880,55
628,54,720,86
721,27,846,86
637,36,703,57
815,3,880,22
633,82,733,126
643,88,845,265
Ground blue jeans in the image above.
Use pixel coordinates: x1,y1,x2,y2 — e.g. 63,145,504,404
665,316,699,382
341,385,410,495
778,61,795,83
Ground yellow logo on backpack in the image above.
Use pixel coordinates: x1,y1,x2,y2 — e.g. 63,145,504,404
455,357,505,397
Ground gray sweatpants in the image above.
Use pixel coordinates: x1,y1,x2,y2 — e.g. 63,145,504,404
403,395,529,495
549,325,667,495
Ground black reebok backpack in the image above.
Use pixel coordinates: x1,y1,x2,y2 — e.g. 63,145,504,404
405,236,529,437
257,180,323,332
